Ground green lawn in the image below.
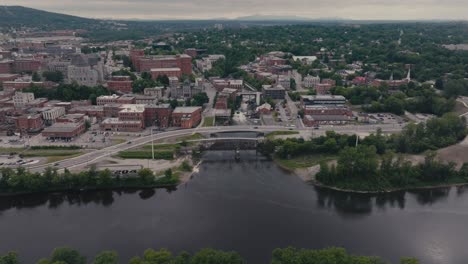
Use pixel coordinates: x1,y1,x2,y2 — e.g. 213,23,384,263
202,116,215,127
266,131,300,139
117,150,174,160
275,154,337,170
177,133,204,142
143,143,180,150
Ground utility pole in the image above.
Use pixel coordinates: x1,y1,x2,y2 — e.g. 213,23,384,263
151,123,155,160
355,134,359,147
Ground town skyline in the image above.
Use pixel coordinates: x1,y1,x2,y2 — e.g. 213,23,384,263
2,0,468,20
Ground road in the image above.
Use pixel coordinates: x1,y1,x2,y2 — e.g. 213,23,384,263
27,124,404,173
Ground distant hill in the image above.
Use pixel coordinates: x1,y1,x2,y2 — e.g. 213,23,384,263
0,6,98,29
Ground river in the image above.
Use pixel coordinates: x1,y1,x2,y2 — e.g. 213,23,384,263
1,151,468,263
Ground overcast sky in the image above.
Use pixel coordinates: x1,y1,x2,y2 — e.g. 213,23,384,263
2,0,468,20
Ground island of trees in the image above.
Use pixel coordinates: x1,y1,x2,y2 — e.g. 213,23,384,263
0,246,420,264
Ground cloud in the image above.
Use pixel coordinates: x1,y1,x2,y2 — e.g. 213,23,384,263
2,0,467,20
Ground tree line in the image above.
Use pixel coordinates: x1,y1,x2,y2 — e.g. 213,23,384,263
258,114,466,160
316,145,468,191
0,246,419,264
0,167,178,195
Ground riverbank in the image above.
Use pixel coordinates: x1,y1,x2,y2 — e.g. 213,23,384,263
273,157,468,194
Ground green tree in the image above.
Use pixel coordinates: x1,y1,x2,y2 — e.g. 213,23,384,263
32,72,41,81
0,252,19,264
92,251,118,264
49,247,86,264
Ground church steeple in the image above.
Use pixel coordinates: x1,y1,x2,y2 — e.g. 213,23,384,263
406,67,411,81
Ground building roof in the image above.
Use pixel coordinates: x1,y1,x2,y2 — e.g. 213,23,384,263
173,106,201,114
119,104,145,113
102,118,141,125
150,67,181,72
42,122,83,133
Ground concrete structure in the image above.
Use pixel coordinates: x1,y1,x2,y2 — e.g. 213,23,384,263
172,107,202,128
42,107,66,124
12,92,34,107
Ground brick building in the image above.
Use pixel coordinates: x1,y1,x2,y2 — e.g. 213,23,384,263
144,104,172,128
130,51,192,75
15,114,45,133
42,121,86,139
172,107,202,129
107,76,133,94
150,68,182,80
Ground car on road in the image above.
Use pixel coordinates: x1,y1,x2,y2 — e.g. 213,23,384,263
127,141,132,144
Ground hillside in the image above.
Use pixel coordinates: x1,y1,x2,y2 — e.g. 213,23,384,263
0,6,98,29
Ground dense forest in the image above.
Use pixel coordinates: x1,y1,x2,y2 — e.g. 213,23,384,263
0,246,419,264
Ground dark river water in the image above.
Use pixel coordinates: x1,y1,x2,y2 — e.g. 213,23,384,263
1,151,468,263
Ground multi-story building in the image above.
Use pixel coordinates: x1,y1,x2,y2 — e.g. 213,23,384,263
277,76,291,90
172,107,202,128
42,121,86,140
144,87,165,99
107,76,133,94
100,104,146,132
3,81,44,93
67,54,104,86
134,95,158,105
0,74,19,84
262,85,286,100
13,59,42,73
12,92,35,107
150,68,182,79
42,107,66,124
0,60,13,74
130,51,192,75
301,95,346,106
144,104,172,128
169,76,179,89
15,114,45,133
303,75,320,88
97,94,120,105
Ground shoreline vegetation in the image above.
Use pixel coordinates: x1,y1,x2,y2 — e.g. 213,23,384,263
0,166,180,197
260,114,468,193
0,246,420,264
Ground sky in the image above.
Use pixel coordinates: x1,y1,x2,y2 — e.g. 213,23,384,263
2,0,468,20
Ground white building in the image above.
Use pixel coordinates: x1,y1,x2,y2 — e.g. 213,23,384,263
277,76,291,90
67,54,105,86
144,87,165,99
303,75,321,88
42,107,66,124
12,92,35,107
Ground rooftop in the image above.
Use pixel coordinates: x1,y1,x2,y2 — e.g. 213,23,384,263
173,106,201,114
119,104,145,113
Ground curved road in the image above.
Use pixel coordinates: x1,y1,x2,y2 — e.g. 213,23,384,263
28,124,404,173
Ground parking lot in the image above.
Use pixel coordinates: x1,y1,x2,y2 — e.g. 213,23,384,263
365,113,405,124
